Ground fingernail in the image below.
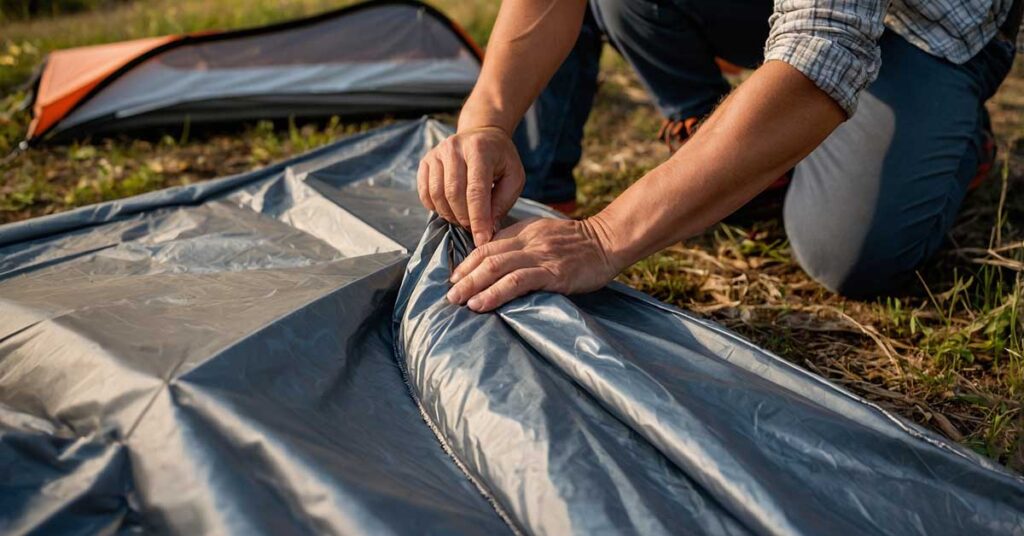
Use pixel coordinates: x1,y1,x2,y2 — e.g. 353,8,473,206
473,232,487,246
450,271,461,283
447,288,460,303
467,296,482,310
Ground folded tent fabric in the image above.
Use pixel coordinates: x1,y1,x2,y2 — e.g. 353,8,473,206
396,219,1024,535
25,0,482,142
0,119,1022,534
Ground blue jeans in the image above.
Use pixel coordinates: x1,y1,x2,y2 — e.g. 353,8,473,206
514,0,1015,297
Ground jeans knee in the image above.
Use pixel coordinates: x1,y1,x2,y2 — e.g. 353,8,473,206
591,0,668,42
787,222,917,299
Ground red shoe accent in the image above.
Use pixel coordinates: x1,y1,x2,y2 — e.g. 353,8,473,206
545,200,578,216
968,129,997,191
659,116,791,190
657,117,702,152
765,172,792,191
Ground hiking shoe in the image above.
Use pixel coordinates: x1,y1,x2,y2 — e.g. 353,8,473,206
715,57,744,76
657,116,702,153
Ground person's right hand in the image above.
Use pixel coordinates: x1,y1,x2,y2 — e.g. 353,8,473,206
417,126,526,246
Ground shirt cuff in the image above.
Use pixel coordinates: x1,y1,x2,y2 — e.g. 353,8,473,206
763,34,875,117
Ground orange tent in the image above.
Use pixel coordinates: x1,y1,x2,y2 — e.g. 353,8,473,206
28,36,181,139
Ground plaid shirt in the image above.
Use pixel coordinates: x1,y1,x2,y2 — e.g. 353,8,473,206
764,0,1018,115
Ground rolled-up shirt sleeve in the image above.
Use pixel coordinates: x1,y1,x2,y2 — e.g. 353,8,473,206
764,0,890,116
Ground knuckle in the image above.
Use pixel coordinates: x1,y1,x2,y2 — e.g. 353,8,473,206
483,256,502,274
478,242,497,256
466,180,488,197
467,136,487,153
542,266,563,287
446,174,464,194
505,271,523,288
445,141,461,160
467,192,488,208
431,188,446,204
429,177,444,196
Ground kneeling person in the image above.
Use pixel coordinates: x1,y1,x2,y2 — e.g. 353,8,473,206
418,0,1020,311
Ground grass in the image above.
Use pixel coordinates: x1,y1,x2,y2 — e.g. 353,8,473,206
1,0,1022,470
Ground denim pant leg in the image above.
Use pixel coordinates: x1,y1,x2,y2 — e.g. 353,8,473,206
592,0,771,120
784,31,1015,298
516,0,772,204
515,9,603,204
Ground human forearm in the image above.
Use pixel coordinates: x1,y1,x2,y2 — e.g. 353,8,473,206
590,60,847,269
458,0,588,135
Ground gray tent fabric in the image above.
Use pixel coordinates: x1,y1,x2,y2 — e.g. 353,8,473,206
1,119,1022,535
42,1,480,141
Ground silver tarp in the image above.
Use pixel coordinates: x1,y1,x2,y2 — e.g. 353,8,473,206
1,120,1022,535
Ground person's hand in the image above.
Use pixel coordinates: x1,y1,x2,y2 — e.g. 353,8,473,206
446,217,625,312
418,126,526,246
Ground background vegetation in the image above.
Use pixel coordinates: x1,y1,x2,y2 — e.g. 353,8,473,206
1,0,1021,470
0,0,128,22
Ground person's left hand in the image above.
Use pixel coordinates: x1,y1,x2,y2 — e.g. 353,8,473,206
446,217,624,312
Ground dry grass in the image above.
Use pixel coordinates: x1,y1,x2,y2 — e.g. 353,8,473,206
0,1,1022,469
